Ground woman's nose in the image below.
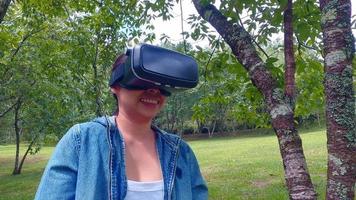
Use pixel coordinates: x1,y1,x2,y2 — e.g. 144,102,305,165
146,88,160,94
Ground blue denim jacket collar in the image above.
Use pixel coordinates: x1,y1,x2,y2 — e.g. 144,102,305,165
98,116,182,200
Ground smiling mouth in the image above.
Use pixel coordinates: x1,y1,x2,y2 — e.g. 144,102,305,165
140,98,159,105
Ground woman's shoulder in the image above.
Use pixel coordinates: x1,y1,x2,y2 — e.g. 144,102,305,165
57,117,111,153
64,116,111,139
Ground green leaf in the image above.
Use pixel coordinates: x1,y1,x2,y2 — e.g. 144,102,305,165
266,57,279,64
296,22,310,41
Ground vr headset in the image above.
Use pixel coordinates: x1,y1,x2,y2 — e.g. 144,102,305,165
109,44,199,96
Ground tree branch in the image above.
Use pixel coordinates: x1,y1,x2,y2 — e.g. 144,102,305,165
0,101,17,118
192,0,277,109
235,8,269,59
295,35,321,55
11,28,43,62
63,5,95,90
204,37,220,82
1,27,43,85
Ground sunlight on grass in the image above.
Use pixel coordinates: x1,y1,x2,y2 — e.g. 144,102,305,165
0,129,327,200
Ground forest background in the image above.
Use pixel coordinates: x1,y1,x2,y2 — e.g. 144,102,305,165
0,0,355,199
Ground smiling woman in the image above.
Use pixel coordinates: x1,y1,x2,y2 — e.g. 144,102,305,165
111,86,166,123
34,44,208,200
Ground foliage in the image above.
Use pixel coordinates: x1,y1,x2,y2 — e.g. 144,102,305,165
191,46,270,134
294,55,324,117
0,0,176,173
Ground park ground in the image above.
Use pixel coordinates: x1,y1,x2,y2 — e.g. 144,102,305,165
0,128,329,199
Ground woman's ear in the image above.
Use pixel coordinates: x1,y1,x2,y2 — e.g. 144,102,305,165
110,86,120,95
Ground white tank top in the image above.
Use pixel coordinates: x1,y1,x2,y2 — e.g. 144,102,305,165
124,179,164,200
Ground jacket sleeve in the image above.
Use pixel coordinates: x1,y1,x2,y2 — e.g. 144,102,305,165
35,125,80,200
185,142,209,200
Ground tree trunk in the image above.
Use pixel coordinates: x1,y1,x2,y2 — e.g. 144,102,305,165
192,1,317,199
208,120,216,138
92,32,103,117
11,96,39,175
317,113,321,128
17,136,38,174
12,98,22,175
283,0,296,108
0,0,11,24
319,0,356,199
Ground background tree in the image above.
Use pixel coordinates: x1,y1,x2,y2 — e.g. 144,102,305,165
319,0,355,199
191,0,317,199
0,0,176,174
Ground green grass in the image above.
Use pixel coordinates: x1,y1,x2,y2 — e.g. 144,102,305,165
189,129,328,200
0,145,54,200
0,129,328,199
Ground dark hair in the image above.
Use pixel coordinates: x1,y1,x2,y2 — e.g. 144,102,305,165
112,54,127,73
111,54,127,115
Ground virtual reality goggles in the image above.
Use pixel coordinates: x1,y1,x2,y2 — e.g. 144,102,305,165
109,44,199,96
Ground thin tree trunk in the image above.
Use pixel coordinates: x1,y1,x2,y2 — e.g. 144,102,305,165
209,120,216,138
0,0,11,24
17,136,38,174
179,0,187,53
92,32,103,117
12,95,40,175
284,0,296,108
319,0,356,199
12,98,22,175
192,1,316,199
317,113,321,127
196,120,201,134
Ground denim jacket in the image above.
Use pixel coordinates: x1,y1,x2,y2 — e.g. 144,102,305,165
35,116,208,200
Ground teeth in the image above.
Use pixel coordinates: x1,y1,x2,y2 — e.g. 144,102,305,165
140,98,159,104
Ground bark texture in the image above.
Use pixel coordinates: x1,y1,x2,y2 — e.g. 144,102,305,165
192,1,317,199
0,0,11,24
319,0,356,199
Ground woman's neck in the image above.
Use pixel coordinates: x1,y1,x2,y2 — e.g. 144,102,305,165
115,113,154,141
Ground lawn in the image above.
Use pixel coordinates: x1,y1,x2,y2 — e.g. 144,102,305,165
0,129,328,199
190,129,328,199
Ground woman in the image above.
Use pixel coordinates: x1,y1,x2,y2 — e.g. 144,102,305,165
35,44,208,200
